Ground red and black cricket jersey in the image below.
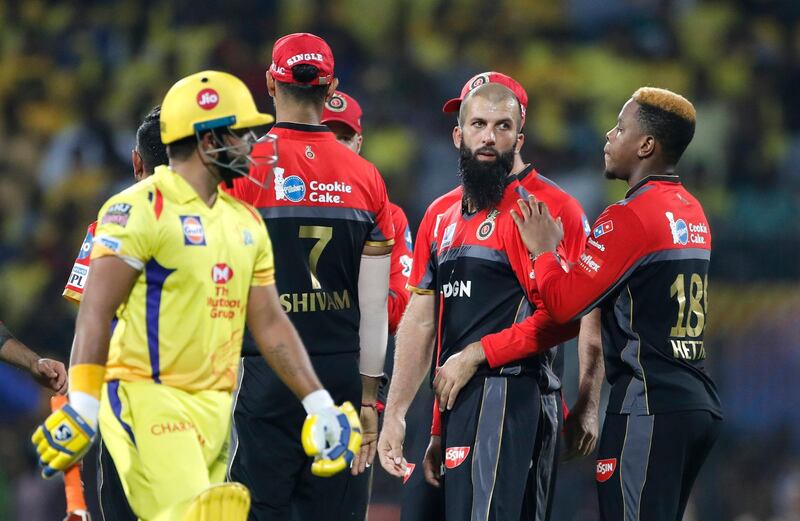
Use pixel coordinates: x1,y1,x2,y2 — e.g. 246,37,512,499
534,175,722,416
230,122,394,356
408,177,579,383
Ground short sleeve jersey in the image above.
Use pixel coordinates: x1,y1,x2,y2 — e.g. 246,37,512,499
534,175,722,417
92,166,274,393
229,122,394,356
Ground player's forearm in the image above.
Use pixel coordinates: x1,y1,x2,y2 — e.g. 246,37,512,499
576,309,604,410
254,313,322,399
361,375,380,404
0,335,41,374
385,296,436,418
481,309,579,368
71,305,114,367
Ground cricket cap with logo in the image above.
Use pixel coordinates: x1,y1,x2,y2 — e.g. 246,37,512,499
442,71,528,126
321,91,362,134
269,33,335,85
160,70,274,144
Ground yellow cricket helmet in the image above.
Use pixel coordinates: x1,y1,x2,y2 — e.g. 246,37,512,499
160,70,274,144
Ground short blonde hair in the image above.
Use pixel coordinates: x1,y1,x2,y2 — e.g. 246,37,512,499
631,87,696,163
633,87,696,123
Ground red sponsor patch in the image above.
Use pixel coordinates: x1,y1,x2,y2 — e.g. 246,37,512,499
596,458,617,482
211,263,234,284
197,88,219,110
445,446,470,469
403,463,415,484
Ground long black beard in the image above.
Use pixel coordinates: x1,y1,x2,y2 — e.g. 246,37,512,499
458,143,515,212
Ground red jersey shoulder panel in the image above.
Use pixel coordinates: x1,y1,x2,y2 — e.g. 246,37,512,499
620,179,711,254
234,125,395,247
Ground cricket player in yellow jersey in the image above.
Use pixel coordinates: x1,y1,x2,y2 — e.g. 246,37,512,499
32,70,362,521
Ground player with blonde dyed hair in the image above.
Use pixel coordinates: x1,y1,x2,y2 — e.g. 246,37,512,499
32,70,361,521
512,87,721,521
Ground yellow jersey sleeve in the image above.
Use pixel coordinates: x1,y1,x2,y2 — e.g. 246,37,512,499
252,221,275,287
92,189,156,269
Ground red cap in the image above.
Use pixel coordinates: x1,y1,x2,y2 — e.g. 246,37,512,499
269,33,334,85
321,91,362,134
442,71,528,124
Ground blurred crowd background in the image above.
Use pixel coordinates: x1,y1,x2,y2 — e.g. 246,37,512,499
1,0,799,519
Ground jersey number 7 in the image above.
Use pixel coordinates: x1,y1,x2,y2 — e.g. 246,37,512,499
299,226,333,290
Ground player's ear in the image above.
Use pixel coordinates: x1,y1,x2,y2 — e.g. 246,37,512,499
638,135,655,159
199,132,218,159
266,72,277,98
324,78,340,102
515,132,525,154
132,149,144,181
452,126,462,150
355,134,363,154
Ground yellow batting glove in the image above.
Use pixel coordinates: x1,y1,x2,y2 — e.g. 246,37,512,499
31,403,96,479
302,401,363,477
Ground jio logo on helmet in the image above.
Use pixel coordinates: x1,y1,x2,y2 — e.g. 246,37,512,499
211,263,234,284
197,88,220,110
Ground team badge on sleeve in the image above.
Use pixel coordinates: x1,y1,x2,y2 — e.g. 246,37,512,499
181,216,207,246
